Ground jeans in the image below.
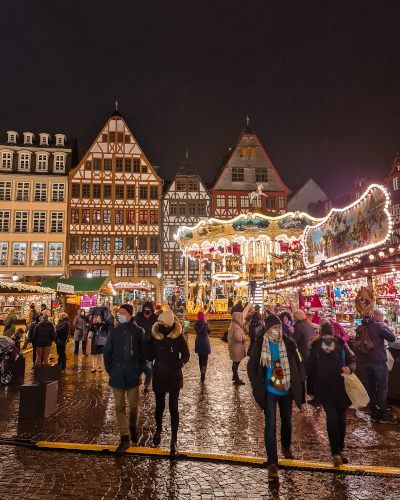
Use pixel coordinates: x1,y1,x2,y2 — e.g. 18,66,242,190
56,343,67,369
112,386,140,436
321,401,347,456
74,340,87,355
198,354,208,373
365,363,389,413
155,390,180,432
264,391,292,465
144,361,153,386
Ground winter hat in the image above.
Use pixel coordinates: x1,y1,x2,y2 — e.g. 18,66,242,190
319,322,335,337
119,304,133,316
294,309,306,321
158,309,174,327
162,304,170,311
197,311,205,319
143,301,154,313
311,311,320,325
264,314,282,331
155,304,161,311
309,294,323,312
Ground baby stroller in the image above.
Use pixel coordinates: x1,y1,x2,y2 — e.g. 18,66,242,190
0,336,17,385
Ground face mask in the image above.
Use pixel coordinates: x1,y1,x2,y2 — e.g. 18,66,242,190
322,337,335,352
268,328,282,344
80,312,85,316
118,315,127,324
144,310,151,317
158,324,169,335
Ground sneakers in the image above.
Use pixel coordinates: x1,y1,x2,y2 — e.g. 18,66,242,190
333,455,343,467
371,412,379,423
268,464,279,482
378,413,399,425
341,454,349,464
282,447,294,459
115,435,130,456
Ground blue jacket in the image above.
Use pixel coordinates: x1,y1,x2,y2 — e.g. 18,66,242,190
194,319,211,355
362,317,395,366
104,320,145,390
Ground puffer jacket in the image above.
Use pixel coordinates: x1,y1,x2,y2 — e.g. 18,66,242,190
228,312,247,362
147,320,190,393
32,320,56,347
194,319,211,355
55,317,70,345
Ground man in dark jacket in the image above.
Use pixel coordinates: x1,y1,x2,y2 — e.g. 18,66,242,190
247,315,305,482
134,301,158,392
55,313,70,374
104,304,145,455
290,309,315,371
362,310,398,424
32,314,56,366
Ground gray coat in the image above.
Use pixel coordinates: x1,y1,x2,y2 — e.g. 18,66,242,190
73,311,89,341
289,319,316,364
228,312,247,362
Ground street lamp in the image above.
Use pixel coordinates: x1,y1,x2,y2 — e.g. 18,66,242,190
12,273,18,282
157,272,162,303
87,270,93,279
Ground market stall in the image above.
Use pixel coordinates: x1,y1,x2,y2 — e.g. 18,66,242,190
113,280,156,305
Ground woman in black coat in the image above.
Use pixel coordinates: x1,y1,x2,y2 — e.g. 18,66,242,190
89,314,108,372
307,322,356,467
147,308,190,457
55,313,70,373
248,311,265,356
194,311,211,382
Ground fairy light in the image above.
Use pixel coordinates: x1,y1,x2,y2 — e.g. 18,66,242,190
369,254,375,260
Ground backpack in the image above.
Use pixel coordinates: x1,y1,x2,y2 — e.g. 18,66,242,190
353,325,374,354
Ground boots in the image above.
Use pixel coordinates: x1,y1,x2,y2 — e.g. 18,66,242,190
170,430,179,458
115,435,130,456
200,366,206,383
282,447,294,459
268,464,279,482
130,427,138,444
153,428,162,446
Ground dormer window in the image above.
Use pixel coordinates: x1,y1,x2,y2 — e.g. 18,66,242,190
7,131,17,144
54,154,65,172
36,153,48,171
39,134,49,146
23,133,34,145
55,134,66,147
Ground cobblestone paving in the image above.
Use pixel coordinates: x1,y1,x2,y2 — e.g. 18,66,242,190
1,336,400,498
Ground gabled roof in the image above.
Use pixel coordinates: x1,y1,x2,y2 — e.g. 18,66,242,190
175,157,199,177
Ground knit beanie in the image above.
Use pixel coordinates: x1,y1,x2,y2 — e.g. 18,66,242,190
319,322,335,337
162,305,170,311
264,314,282,331
155,304,161,311
197,311,205,319
119,304,133,316
158,309,174,327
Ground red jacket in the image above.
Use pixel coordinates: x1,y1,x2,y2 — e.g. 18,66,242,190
331,321,349,343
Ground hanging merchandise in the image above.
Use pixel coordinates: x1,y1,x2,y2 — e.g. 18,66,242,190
311,311,320,324
355,287,374,315
309,294,323,312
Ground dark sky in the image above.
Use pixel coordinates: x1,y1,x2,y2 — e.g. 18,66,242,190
1,1,400,197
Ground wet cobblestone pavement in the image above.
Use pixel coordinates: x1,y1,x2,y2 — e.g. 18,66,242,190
1,337,400,498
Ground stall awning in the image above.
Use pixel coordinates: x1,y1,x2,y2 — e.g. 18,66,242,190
41,278,111,294
0,281,53,294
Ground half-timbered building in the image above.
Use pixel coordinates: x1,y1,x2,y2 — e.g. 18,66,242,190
67,109,162,302
161,155,212,302
211,121,289,218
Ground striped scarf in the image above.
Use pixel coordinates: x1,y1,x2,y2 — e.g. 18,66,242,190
260,334,291,391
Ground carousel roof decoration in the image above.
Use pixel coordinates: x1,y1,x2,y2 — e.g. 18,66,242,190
0,281,53,294
114,281,151,291
212,272,240,281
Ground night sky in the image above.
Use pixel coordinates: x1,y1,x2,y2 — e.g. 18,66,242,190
1,1,400,197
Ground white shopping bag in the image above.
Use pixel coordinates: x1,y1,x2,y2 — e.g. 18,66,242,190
387,350,395,371
342,373,370,409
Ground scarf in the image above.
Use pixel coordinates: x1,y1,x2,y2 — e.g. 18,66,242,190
261,333,291,391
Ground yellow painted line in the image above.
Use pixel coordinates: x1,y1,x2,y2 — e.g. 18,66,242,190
34,441,400,475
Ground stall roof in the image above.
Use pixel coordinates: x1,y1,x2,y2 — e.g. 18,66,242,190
0,281,53,294
41,278,111,294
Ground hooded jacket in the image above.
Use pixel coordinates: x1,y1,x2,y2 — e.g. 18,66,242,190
228,312,247,362
147,319,190,393
279,311,294,336
194,318,211,355
361,316,395,365
73,310,89,341
230,302,244,315
32,319,56,347
247,333,306,409
55,317,70,344
134,302,158,344
290,318,315,364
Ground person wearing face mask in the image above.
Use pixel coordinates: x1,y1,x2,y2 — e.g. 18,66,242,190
147,308,190,457
103,304,145,456
307,322,356,466
247,315,305,483
73,308,89,356
134,301,158,392
89,314,107,372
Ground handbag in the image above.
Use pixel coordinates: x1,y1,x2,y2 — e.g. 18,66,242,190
95,330,107,346
340,349,370,408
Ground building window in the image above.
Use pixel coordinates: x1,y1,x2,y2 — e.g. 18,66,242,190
176,179,186,191
51,212,64,233
126,210,135,224
116,158,123,172
70,237,79,254
150,186,158,199
116,267,134,277
179,202,186,215
109,132,115,142
19,153,30,170
394,178,399,191
103,210,111,224
133,159,140,172
164,253,173,271
127,185,135,199
241,147,248,157
34,183,47,202
232,168,244,182
198,202,206,215
228,195,237,208
1,152,12,169
255,168,267,182
250,147,256,157
175,254,184,271
81,237,89,252
12,243,26,265
170,202,177,215
92,269,110,277
251,196,258,208
56,135,65,146
189,258,199,271
104,184,111,199
170,227,178,241
188,180,198,191
140,210,148,225
82,209,90,224
37,154,48,170
15,211,28,232
126,237,134,250
40,135,48,145
85,161,91,170
92,210,101,224
71,209,79,223
33,212,46,233
265,196,276,209
92,237,100,252
189,202,196,215
82,184,90,198
150,237,158,253
31,243,44,266
278,196,285,209
125,159,131,172
49,243,62,266
240,195,250,208
114,237,123,253
0,243,8,265
102,237,110,253
0,182,12,201
115,210,124,224
216,195,225,207
115,185,124,199
104,159,112,171
117,132,123,143
72,183,80,197
93,159,101,171
150,210,158,224
0,212,10,232
93,184,101,199
54,155,65,171
125,135,130,143
140,186,147,199
24,134,32,144
138,267,155,277
142,165,147,173
52,183,65,202
139,237,147,251
102,134,108,142
393,204,400,216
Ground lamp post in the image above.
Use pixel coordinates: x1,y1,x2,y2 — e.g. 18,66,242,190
157,272,162,304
